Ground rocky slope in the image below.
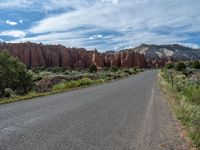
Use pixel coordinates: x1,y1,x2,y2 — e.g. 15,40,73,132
0,42,147,68
125,44,200,67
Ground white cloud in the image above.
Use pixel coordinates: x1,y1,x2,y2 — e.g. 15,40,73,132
2,0,200,50
29,1,200,34
19,20,23,23
175,43,200,49
0,30,26,38
102,0,120,4
6,20,18,26
89,34,103,40
0,0,96,12
0,0,35,10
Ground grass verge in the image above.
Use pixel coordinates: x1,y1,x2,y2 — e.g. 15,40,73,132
158,71,200,149
0,71,143,105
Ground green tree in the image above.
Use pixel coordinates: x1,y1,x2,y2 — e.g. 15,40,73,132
111,66,118,72
89,64,97,73
0,50,33,97
174,61,186,71
191,60,200,69
164,63,174,69
185,61,193,68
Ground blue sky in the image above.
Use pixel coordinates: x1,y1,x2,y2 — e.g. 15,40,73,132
0,0,200,51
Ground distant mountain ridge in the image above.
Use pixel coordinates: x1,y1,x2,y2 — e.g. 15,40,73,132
123,44,200,67
0,42,200,68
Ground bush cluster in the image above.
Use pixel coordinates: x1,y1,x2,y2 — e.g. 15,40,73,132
0,52,142,99
52,78,95,91
0,50,33,97
111,66,118,72
164,63,174,69
174,61,186,71
160,69,200,146
161,69,200,105
164,60,200,71
89,64,97,73
192,60,200,69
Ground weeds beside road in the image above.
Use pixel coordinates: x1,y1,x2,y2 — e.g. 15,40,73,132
159,68,200,148
0,67,143,105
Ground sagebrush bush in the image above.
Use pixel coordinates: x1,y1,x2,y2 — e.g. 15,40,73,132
4,88,16,98
124,69,132,75
189,87,200,104
164,63,174,69
192,60,200,69
111,66,118,72
32,66,46,73
89,64,97,73
161,69,200,105
185,61,193,68
47,67,65,73
0,50,33,97
160,70,200,146
174,61,186,71
129,67,138,74
52,78,95,91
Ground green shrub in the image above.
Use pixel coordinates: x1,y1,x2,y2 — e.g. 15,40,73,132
52,78,94,91
129,67,139,74
190,88,200,104
182,68,193,77
133,67,138,73
111,66,118,72
174,61,186,71
0,50,33,97
32,66,46,73
185,61,193,68
124,69,132,75
105,73,113,78
192,60,200,69
103,67,109,71
112,74,121,79
47,67,65,73
32,73,43,82
160,70,200,146
164,63,174,69
4,88,16,98
162,69,200,105
64,70,71,75
79,78,94,86
89,64,97,73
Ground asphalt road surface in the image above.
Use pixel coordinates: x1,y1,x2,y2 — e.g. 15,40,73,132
0,70,189,150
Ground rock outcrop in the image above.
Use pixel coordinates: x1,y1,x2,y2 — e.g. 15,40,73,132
0,42,148,68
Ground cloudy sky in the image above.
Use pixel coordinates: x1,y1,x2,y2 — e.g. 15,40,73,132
0,0,200,51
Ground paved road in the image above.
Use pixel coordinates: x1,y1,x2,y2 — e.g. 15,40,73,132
0,70,188,150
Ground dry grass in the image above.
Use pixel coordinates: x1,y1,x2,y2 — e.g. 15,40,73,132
158,71,200,149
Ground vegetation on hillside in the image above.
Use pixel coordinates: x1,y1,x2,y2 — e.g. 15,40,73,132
160,60,200,147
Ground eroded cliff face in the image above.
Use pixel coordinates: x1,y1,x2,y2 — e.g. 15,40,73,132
0,42,147,68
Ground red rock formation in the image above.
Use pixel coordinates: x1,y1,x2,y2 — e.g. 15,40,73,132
0,42,147,68
91,51,104,69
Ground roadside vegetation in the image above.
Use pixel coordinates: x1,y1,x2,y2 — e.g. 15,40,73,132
159,60,200,147
0,50,143,104
0,50,33,98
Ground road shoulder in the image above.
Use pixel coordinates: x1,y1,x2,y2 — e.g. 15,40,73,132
136,80,190,150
